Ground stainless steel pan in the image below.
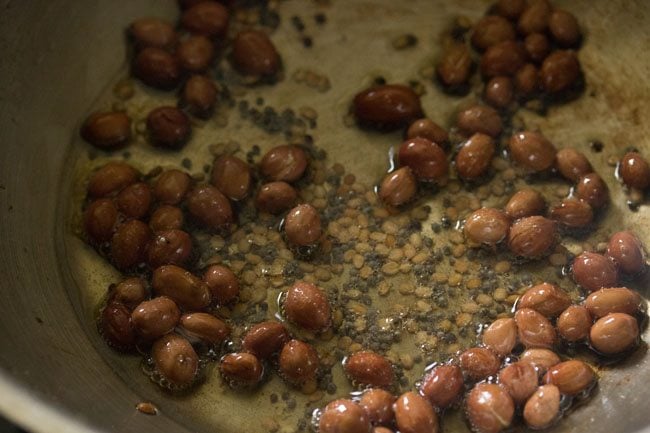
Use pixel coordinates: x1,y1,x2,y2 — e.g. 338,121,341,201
1,1,649,432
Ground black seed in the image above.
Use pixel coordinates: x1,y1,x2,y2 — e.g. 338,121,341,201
589,140,604,153
291,16,305,32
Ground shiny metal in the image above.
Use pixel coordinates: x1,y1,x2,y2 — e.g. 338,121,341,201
1,1,650,432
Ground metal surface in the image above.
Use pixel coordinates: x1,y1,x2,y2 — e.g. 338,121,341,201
1,1,650,432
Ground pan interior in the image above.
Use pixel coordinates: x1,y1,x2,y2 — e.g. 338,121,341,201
59,1,650,433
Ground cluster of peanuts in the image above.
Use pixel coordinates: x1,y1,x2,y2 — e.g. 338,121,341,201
355,95,608,260
87,136,337,391
316,252,647,433
78,1,336,395
81,0,283,152
459,134,610,259
79,1,337,393
437,0,583,105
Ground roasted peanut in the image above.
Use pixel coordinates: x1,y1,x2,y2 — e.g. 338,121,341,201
147,229,193,268
146,106,191,149
482,318,518,357
132,296,180,340
231,30,281,77
549,10,581,47
484,76,513,108
514,63,540,97
555,148,592,182
152,333,199,387
283,281,331,332
116,184,151,222
177,35,214,73
406,118,448,145
255,182,298,214
524,33,550,64
557,305,592,342
584,287,643,319
398,138,448,182
575,173,609,209
279,339,320,385
211,155,251,201
541,50,580,94
186,185,234,229
572,252,619,292
203,264,239,304
480,40,526,77
590,313,639,355
179,312,229,345
242,321,289,359
520,348,560,375
359,389,395,425
153,169,191,205
419,364,464,409
284,204,322,246
517,0,551,35
394,392,439,433
619,152,650,190
181,1,229,38
549,198,593,229
99,301,136,351
606,231,646,275
498,361,538,404
466,383,514,433
508,216,557,258
319,399,372,433
152,264,211,310
455,133,496,180
456,105,502,138
110,220,152,270
260,145,308,183
149,205,184,231
88,161,139,198
84,199,118,243
437,43,473,88
133,47,181,90
508,131,556,172
523,385,561,429
459,347,501,381
353,84,422,129
543,360,595,396
81,111,131,150
504,189,545,219
220,352,264,387
344,351,394,387
182,75,218,118
471,16,516,51
129,17,177,50
463,207,510,247
378,167,417,207
496,0,526,20
515,308,557,349
110,277,147,309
